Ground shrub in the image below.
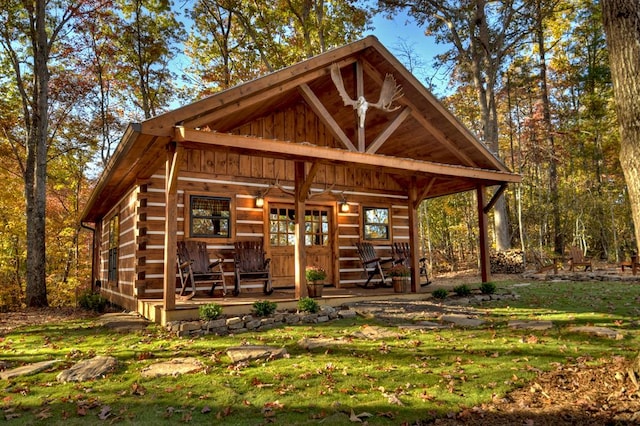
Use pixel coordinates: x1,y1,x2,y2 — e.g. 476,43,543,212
297,297,320,313
432,288,448,300
480,282,497,295
305,265,327,282
387,263,411,277
78,291,108,313
199,303,223,320
252,300,277,317
453,284,471,296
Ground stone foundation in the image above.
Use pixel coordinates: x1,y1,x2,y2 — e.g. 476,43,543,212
166,305,353,338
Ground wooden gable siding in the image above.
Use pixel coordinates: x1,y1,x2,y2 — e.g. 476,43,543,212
98,186,139,311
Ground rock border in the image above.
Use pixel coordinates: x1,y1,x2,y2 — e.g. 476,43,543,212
166,305,354,337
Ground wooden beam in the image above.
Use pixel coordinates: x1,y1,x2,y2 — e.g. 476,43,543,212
360,59,479,168
163,142,183,311
366,107,412,154
476,185,491,283
298,161,319,202
483,183,508,214
416,177,437,207
175,127,522,183
408,177,420,292
359,57,506,170
298,84,357,152
356,61,365,152
294,162,308,299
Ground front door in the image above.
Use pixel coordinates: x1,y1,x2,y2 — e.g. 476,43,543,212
268,204,333,288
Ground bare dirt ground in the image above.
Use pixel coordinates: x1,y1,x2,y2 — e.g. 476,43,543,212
0,307,98,334
2,270,640,425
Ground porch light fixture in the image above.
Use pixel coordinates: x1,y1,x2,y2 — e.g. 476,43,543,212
339,194,350,213
255,185,271,208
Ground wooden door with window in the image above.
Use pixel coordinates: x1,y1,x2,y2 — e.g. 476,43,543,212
268,204,333,288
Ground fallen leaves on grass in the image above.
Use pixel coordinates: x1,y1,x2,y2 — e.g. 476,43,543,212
349,409,373,422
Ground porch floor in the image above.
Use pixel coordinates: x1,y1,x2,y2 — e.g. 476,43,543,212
139,285,430,324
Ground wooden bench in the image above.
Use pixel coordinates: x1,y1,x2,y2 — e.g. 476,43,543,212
177,241,226,299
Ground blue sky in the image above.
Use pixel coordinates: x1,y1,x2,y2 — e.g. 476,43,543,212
365,11,452,97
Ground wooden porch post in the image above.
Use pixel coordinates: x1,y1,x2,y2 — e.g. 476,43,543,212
408,177,420,292
476,185,492,283
163,142,183,311
294,162,308,298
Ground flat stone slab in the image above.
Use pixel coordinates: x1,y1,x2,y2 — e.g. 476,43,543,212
441,314,485,327
298,337,349,350
337,310,357,319
140,357,203,378
226,345,288,363
569,326,624,340
398,321,448,331
0,359,61,380
97,312,149,332
508,320,554,330
57,355,117,382
351,325,402,340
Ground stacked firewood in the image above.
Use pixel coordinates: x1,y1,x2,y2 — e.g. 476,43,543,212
490,250,525,274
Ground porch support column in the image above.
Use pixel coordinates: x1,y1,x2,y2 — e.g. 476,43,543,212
356,60,365,151
476,185,491,283
294,161,308,299
163,142,183,311
408,177,420,292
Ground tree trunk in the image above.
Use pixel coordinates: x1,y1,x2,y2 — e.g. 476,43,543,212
25,0,49,307
601,0,640,254
534,0,562,255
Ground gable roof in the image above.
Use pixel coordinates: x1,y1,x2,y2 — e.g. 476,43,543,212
82,36,519,223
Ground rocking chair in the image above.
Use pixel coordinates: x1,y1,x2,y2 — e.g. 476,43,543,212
233,240,273,296
392,242,432,286
176,241,226,299
355,242,394,288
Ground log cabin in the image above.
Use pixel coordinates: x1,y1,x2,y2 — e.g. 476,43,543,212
81,36,520,323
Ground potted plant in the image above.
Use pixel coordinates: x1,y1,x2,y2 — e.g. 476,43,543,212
387,263,410,293
305,265,326,297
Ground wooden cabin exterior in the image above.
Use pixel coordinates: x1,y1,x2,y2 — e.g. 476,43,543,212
81,37,520,322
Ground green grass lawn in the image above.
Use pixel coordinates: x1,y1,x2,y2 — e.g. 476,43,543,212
2,280,639,425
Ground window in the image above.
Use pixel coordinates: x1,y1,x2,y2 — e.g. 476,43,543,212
269,207,329,247
190,196,230,238
108,215,119,283
363,207,389,240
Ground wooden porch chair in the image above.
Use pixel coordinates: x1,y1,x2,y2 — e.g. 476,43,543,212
392,242,432,286
568,245,592,272
355,242,394,288
177,241,226,299
531,249,561,274
233,240,273,296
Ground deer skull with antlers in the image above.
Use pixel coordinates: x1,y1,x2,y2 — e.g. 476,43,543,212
330,63,403,128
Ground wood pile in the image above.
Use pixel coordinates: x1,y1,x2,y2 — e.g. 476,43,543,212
490,250,525,274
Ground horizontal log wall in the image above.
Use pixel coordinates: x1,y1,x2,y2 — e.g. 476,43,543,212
98,186,139,311
127,170,410,298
